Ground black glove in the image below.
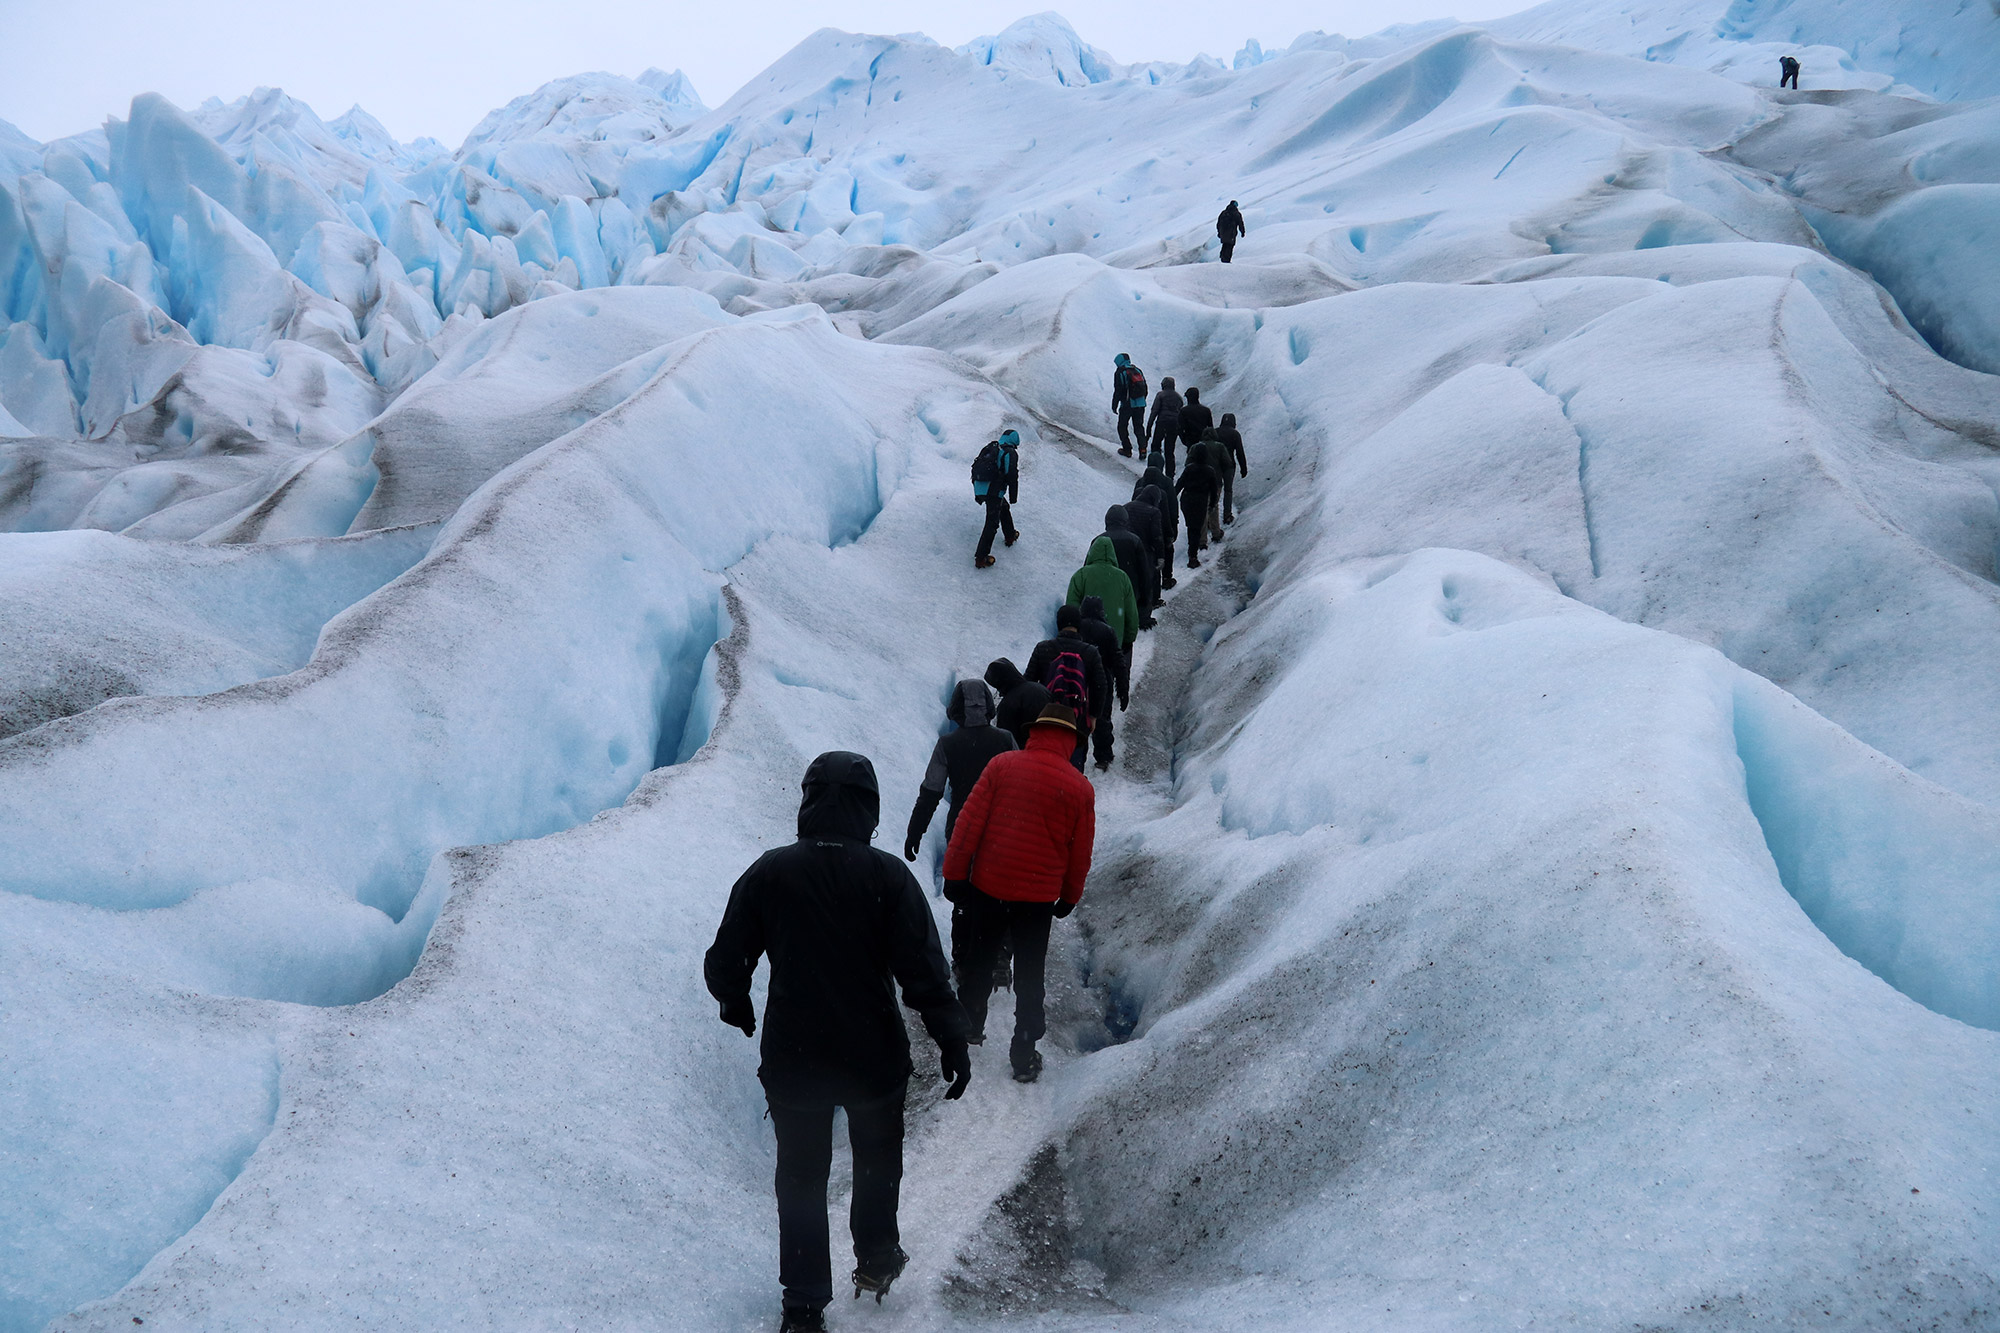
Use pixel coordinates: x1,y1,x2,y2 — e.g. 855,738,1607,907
719,997,755,1038
904,833,922,862
943,879,974,905
1051,899,1075,919
940,1041,972,1100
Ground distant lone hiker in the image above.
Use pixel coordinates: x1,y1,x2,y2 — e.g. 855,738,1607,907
1111,353,1148,457
706,752,973,1333
1217,200,1246,263
972,428,1021,569
1779,55,1800,89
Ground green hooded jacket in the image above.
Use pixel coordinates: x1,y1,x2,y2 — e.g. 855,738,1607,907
1066,535,1141,649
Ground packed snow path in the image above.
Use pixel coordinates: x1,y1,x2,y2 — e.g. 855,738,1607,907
5,4,2000,1329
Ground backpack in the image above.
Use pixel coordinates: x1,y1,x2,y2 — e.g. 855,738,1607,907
1043,647,1089,713
971,442,1002,498
1124,366,1147,403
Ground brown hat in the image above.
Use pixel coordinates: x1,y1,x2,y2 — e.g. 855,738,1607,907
1033,703,1079,734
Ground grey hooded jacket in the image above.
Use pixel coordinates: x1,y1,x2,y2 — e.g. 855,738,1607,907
906,679,1018,847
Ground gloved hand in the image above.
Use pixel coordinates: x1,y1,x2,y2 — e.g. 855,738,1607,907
943,879,974,905
904,833,922,862
719,997,756,1038
940,1041,972,1100
1051,899,1075,919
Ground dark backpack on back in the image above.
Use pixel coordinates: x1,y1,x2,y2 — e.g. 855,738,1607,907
972,442,1002,497
1043,648,1088,714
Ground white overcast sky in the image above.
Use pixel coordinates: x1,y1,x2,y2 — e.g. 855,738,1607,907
0,0,1532,147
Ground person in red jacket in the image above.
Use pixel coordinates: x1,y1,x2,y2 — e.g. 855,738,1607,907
940,701,1097,1083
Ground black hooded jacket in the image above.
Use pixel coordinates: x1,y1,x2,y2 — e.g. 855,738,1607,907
1178,389,1215,449
985,657,1051,749
1025,608,1111,721
1103,505,1158,613
1134,466,1177,542
907,680,1017,845
1218,203,1246,240
1217,413,1248,476
1123,490,1167,567
1078,596,1128,708
706,752,970,1104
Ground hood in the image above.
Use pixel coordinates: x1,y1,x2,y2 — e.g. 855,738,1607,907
797,750,880,840
1161,377,1174,390
1140,483,1169,511
947,678,995,727
1184,386,1200,404
998,428,1020,446
1114,352,1130,367
1081,594,1107,623
1104,504,1130,531
1202,426,1220,441
1055,602,1082,630
1221,412,1236,428
985,657,1024,693
1085,534,1119,566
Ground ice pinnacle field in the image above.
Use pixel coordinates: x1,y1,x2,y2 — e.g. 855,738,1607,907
2,0,1998,1328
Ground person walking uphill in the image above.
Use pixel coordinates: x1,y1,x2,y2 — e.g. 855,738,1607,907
1147,377,1183,472
1217,200,1246,263
1779,54,1800,89
942,705,1096,1083
905,680,1016,861
972,429,1021,569
706,752,974,1333
1066,534,1142,651
1026,604,1111,772
1111,353,1148,457
1176,448,1223,568
1177,387,1214,463
1101,505,1157,629
1076,596,1127,771
1216,412,1248,523
1187,428,1234,545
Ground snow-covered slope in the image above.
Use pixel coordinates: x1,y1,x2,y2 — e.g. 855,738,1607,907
4,4,1999,1331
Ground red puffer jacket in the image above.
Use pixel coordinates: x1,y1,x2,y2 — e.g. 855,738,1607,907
941,723,1096,905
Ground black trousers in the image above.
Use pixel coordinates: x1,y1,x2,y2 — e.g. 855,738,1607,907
1117,400,1145,450
1092,707,1114,765
1223,468,1235,519
1149,416,1179,473
1780,68,1798,88
975,495,1016,557
955,890,1054,1051
1182,493,1211,562
1219,234,1236,263
769,1082,908,1311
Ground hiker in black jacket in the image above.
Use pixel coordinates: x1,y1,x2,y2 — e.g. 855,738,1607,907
1186,428,1234,546
1779,54,1800,89
1216,412,1248,524
1025,605,1110,772
1177,387,1214,459
1147,377,1183,472
706,752,973,1332
1217,200,1246,263
1176,453,1223,568
1112,353,1148,456
973,429,1021,569
906,680,1017,861
1138,482,1178,590
1121,488,1168,603
1077,596,1126,771
1103,505,1158,628
984,658,1050,749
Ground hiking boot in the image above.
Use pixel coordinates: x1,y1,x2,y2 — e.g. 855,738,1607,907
1117,446,1133,457
1161,575,1177,589
779,1304,827,1332
1004,530,1019,546
853,1246,910,1303
994,957,1012,990
975,554,996,569
1094,756,1112,771
1187,555,1201,568
1010,1042,1043,1084
1224,511,1235,524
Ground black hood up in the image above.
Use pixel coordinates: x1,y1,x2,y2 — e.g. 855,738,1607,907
1184,386,1200,404
798,750,880,840
985,657,1025,693
1055,602,1083,631
1139,483,1170,511
1081,595,1107,623
1221,412,1237,428
1105,504,1131,531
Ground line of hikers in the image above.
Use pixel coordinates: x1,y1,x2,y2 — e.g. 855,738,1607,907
706,364,1247,1332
